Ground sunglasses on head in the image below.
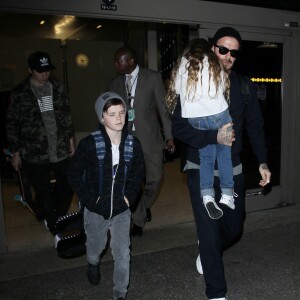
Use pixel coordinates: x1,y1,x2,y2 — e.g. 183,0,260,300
214,45,239,58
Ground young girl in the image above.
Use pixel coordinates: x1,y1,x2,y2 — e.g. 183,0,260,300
166,38,234,220
68,92,144,300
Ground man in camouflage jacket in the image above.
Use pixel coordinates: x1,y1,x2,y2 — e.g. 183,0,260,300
6,51,75,235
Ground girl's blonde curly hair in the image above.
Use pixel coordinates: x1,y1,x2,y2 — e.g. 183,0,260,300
166,38,230,114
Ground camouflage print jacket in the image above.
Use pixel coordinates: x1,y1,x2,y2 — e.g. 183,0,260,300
6,76,74,164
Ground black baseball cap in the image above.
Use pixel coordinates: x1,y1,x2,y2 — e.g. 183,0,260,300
27,51,56,73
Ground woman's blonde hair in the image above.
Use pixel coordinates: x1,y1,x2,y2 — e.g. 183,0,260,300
166,38,230,114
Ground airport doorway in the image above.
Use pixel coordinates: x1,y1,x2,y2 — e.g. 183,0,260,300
233,38,283,211
234,40,282,189
0,13,286,253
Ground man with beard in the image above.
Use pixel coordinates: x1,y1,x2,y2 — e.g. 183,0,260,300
171,27,271,299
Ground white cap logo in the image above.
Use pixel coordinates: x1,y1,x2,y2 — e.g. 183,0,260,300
40,57,49,67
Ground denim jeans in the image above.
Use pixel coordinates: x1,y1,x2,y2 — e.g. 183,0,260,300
188,109,234,197
84,208,131,299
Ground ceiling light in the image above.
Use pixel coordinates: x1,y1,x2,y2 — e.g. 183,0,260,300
96,24,102,29
54,15,75,35
257,42,278,49
40,20,45,25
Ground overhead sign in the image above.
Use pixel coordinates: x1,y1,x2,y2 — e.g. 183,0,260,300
101,0,117,11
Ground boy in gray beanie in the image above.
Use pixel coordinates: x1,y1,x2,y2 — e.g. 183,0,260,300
95,91,127,124
68,92,144,300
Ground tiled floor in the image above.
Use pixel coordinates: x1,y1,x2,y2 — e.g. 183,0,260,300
1,158,194,253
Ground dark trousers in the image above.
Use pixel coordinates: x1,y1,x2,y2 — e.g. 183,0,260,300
24,158,73,234
131,151,163,228
187,169,245,299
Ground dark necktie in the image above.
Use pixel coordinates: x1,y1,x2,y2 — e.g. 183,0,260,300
126,74,133,97
126,74,134,131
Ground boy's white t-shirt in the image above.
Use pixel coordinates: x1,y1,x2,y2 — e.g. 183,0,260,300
175,56,228,118
111,143,120,166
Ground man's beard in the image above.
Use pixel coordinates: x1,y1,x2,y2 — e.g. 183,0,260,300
223,58,233,72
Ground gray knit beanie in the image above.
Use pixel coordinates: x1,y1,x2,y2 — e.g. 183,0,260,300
95,92,127,124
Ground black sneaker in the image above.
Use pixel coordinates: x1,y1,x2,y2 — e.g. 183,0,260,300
87,263,100,285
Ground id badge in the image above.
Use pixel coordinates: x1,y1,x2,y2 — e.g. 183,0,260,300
128,108,135,121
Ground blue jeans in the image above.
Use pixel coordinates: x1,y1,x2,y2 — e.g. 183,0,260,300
84,208,131,300
188,109,234,197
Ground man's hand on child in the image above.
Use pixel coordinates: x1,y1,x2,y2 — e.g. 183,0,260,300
217,123,235,146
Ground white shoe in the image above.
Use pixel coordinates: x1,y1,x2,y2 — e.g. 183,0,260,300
203,195,223,219
219,194,235,209
54,234,62,248
196,254,203,274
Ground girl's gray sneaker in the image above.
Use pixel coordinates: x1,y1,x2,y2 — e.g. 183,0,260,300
203,195,223,219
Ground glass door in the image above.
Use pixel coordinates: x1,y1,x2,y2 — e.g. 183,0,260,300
234,40,282,211
234,41,282,187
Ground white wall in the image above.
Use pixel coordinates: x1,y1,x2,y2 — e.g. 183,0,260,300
66,39,123,131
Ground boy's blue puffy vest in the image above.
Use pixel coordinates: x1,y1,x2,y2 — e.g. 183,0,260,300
91,130,134,195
